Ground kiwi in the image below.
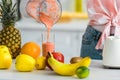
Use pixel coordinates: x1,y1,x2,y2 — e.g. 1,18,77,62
70,57,83,64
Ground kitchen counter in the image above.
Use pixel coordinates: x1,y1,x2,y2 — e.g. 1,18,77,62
0,60,120,80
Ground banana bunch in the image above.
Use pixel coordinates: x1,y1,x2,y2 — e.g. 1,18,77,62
47,52,91,76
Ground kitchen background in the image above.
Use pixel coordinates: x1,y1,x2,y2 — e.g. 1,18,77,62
60,0,87,12
0,0,89,61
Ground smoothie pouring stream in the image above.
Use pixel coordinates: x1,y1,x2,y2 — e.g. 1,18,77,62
39,0,62,56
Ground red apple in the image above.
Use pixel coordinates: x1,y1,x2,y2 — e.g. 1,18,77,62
46,51,64,70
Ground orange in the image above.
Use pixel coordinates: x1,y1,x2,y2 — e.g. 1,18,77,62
21,42,41,59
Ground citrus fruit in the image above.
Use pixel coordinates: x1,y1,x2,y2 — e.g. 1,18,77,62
35,56,46,70
15,54,36,72
0,45,10,53
0,45,12,69
21,42,41,59
76,66,90,79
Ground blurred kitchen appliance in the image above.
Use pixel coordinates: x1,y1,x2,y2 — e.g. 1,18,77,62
103,36,120,68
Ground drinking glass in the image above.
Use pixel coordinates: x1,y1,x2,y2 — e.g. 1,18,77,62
42,33,55,57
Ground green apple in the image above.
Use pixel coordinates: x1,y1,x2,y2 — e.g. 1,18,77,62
15,54,36,72
0,45,12,69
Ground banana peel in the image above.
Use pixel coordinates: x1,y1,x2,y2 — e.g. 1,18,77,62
47,52,91,76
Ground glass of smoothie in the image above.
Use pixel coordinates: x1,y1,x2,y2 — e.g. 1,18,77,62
39,0,61,56
42,33,55,57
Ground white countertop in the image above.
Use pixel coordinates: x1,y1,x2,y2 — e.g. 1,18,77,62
0,60,120,80
16,18,88,32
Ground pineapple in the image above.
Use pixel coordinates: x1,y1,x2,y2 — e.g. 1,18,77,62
0,0,21,59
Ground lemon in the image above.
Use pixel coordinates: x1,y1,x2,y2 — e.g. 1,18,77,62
0,45,12,69
35,56,46,70
15,54,36,72
76,66,90,79
0,45,10,53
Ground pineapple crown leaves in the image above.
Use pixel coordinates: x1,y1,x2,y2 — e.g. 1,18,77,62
0,0,18,27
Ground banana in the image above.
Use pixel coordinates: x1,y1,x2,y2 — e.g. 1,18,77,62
47,52,91,76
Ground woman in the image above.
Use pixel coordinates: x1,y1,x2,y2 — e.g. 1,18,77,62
80,0,120,60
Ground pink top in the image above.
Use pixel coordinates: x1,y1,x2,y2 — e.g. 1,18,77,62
87,0,120,49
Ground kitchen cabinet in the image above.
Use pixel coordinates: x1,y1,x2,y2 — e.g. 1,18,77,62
16,18,88,59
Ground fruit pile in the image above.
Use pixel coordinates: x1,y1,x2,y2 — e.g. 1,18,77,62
0,0,91,79
0,41,91,79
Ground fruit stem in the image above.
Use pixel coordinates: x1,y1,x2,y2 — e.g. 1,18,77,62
48,52,52,58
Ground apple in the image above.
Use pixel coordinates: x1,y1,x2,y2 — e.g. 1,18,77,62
46,51,64,70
